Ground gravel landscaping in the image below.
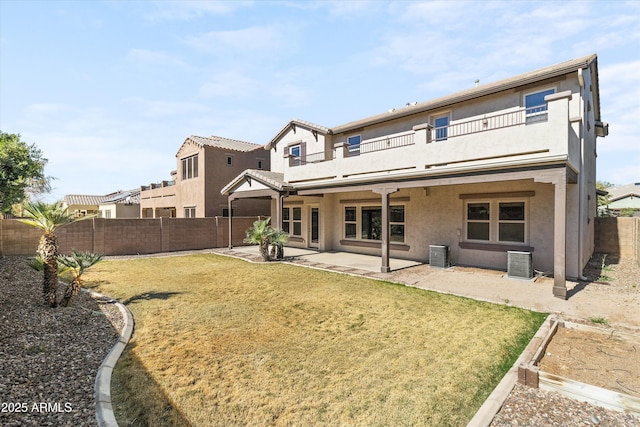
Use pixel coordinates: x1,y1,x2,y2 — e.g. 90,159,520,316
0,256,121,427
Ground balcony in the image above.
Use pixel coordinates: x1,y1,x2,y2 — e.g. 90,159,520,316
284,93,575,184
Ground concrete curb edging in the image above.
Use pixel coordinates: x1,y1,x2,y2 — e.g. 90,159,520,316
88,289,135,427
467,314,555,427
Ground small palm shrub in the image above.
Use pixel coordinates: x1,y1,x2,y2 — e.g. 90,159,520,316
244,218,289,261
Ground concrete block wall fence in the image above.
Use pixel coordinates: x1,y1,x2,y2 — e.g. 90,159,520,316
0,217,260,257
594,217,640,263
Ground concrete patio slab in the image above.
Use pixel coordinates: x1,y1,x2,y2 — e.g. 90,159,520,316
232,246,421,272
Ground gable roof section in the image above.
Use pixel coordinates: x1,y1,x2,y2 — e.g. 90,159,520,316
63,189,140,206
183,135,263,153
608,183,640,202
330,54,599,135
221,169,293,196
266,119,331,150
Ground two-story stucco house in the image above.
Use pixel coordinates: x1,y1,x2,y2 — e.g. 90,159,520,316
223,54,608,299
140,135,271,218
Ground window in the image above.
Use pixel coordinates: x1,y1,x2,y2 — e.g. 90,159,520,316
282,207,302,236
347,135,361,156
465,200,527,244
434,115,449,141
390,205,405,242
102,210,111,219
226,155,233,166
361,206,382,240
344,207,357,239
498,202,525,242
290,144,301,166
466,203,490,241
257,160,263,170
222,208,235,217
344,205,405,243
181,154,198,180
184,207,196,218
525,89,555,123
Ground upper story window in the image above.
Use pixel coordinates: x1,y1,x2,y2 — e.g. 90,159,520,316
290,144,301,166
226,155,233,167
434,115,449,141
347,135,361,156
525,88,555,123
257,159,263,170
181,154,198,180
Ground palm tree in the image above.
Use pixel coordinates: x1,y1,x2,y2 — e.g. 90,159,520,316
268,228,289,260
58,250,104,307
244,218,274,261
19,201,77,307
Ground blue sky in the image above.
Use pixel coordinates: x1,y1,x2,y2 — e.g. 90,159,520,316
1,0,638,201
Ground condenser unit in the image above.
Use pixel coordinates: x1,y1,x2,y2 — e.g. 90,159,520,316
507,251,533,279
429,245,449,268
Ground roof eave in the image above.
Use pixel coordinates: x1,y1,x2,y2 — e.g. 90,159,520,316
331,54,598,135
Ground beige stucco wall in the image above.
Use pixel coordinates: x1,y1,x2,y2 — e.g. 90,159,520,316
165,141,272,218
274,179,579,277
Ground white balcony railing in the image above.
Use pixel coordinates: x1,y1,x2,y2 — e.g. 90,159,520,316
288,105,549,167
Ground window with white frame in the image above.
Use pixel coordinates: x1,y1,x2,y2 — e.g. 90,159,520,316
289,144,301,166
466,202,490,241
434,115,449,141
282,207,302,236
525,88,555,123
465,200,527,243
184,207,196,218
345,207,357,239
498,202,526,242
181,154,198,180
344,205,405,243
347,135,361,156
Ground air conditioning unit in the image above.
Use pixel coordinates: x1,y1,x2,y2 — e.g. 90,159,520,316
429,245,449,268
507,251,533,279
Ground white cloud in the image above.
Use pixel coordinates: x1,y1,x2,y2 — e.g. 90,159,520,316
123,97,212,118
198,72,259,99
610,160,640,185
598,60,640,152
147,0,253,21
126,49,188,67
184,26,287,55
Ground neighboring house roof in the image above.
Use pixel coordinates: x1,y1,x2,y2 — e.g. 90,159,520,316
102,189,141,205
266,119,331,150
63,194,106,206
608,183,640,202
330,54,599,135
221,169,293,196
63,189,140,207
183,135,263,152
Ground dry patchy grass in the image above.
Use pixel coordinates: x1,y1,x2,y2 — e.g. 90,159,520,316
84,254,545,426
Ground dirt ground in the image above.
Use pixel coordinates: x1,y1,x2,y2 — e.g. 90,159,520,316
539,326,640,398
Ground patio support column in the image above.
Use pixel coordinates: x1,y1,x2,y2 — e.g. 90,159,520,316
228,195,234,249
373,187,398,273
553,171,567,299
273,193,283,230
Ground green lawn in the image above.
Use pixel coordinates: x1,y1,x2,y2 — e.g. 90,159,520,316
85,253,546,426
